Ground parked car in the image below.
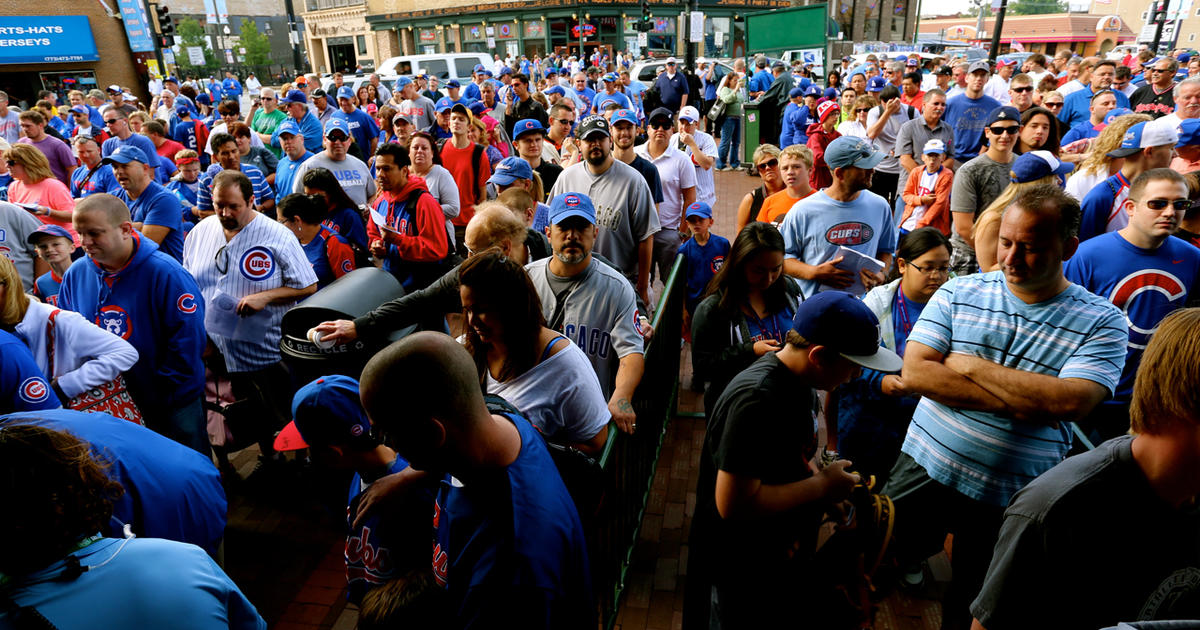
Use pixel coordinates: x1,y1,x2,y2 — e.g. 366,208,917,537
376,52,491,83
317,75,398,101
631,58,735,85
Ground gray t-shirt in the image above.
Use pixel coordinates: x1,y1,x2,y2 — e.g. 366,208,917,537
895,117,956,167
0,202,43,289
291,151,377,208
866,104,917,175
549,159,661,285
419,164,461,246
399,95,437,131
949,152,1014,270
527,257,645,399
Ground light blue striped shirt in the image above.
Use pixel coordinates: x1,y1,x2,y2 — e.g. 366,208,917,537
196,163,273,213
901,271,1127,506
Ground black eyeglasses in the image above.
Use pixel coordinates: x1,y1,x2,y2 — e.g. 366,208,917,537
104,119,121,126
1150,68,1168,74
1138,198,1191,211
215,245,229,274
327,135,350,142
554,118,574,126
855,107,870,113
1011,86,1033,93
756,158,779,169
1044,101,1064,108
649,121,673,130
907,262,950,276
988,125,1020,135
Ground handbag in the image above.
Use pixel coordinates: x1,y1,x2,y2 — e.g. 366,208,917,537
47,309,144,425
707,76,730,121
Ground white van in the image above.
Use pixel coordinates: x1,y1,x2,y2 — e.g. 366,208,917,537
377,53,492,83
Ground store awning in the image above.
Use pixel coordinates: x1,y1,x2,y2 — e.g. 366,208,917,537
0,16,100,64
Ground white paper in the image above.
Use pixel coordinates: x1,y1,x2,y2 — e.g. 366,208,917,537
689,11,704,43
819,246,886,297
368,206,398,234
205,290,272,341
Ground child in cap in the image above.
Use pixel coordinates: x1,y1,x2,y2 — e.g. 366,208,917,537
27,224,76,306
678,201,731,322
900,138,954,236
168,149,203,232
806,101,843,190
274,375,435,606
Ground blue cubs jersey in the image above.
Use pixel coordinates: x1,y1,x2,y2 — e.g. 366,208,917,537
303,225,357,288
70,164,121,198
323,206,369,251
33,270,63,306
0,329,60,413
678,234,731,313
117,180,184,262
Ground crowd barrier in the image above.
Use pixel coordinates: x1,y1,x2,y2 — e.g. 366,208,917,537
592,255,685,628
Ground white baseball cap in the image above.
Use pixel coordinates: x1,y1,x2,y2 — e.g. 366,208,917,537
923,139,946,155
678,106,701,123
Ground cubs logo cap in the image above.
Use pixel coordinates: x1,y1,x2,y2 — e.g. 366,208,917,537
395,76,413,89
1102,107,1134,127
824,135,884,170
278,89,307,105
610,109,639,127
685,202,712,219
513,118,546,139
473,63,486,73
602,73,619,82
487,156,534,186
906,57,921,66
1010,150,1074,184
576,115,610,140
549,192,596,226
276,119,301,137
101,145,150,166
1108,119,1179,158
276,375,373,451
791,291,903,373
866,76,887,92
323,117,350,138
678,106,700,123
1177,118,1200,147
336,86,355,100
816,100,841,124
445,79,461,89
435,97,454,113
26,224,74,246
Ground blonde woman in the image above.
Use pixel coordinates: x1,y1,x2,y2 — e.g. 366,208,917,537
5,144,77,241
1064,113,1151,202
837,95,878,140
0,255,138,406
973,151,1075,272
127,110,151,134
734,144,785,233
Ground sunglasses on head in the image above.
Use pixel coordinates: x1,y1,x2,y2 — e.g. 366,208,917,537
1141,198,1191,211
988,125,1020,135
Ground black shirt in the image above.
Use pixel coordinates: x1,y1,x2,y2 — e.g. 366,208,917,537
533,160,562,202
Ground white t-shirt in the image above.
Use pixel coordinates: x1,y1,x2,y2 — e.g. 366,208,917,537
485,338,610,443
1057,79,1085,98
1027,70,1051,88
668,131,718,207
634,144,697,230
984,75,1011,104
902,168,942,231
837,119,870,139
203,121,265,155
1065,168,1108,202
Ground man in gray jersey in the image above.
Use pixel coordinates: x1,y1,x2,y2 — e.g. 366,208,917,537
393,76,436,131
289,118,377,208
549,115,659,306
0,200,46,289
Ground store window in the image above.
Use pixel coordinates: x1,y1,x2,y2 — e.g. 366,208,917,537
357,35,367,56
863,0,881,42
834,0,854,43
703,16,731,58
890,0,907,41
646,16,676,55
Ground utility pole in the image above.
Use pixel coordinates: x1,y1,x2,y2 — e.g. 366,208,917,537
685,0,699,71
988,0,1007,62
1150,0,1169,52
284,0,304,74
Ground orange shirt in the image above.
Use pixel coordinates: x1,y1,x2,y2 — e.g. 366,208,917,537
757,188,815,226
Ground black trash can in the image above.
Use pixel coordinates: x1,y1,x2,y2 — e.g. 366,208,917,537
280,267,415,384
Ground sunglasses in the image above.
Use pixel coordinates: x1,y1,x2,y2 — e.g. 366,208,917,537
1150,68,1168,73
215,245,229,274
104,119,121,126
756,158,779,169
855,107,870,113
554,118,575,126
5,160,15,167
1140,198,1191,211
649,121,673,130
988,125,1020,135
1044,101,1064,108
1011,86,1033,93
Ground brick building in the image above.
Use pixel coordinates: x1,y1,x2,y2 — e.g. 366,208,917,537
918,13,1137,57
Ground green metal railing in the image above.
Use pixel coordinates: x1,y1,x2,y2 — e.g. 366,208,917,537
592,255,685,629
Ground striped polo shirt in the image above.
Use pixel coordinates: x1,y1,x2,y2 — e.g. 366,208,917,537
196,163,273,213
901,271,1127,507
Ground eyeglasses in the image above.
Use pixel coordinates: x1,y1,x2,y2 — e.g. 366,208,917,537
1136,198,1191,211
261,96,274,101
988,125,1020,135
907,262,950,276
855,107,870,113
215,245,229,274
327,134,350,142
554,118,575,126
1044,101,1064,108
104,119,121,126
1150,68,1168,74
649,121,674,130
1011,86,1033,93
756,158,779,169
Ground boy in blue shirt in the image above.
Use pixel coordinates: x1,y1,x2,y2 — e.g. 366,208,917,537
678,202,731,322
27,224,75,306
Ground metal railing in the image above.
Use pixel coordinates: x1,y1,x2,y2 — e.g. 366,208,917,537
592,255,685,629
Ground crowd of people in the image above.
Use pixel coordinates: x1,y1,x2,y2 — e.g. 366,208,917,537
1,42,1199,629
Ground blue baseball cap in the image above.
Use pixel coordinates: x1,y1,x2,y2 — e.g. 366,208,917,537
435,97,453,113
684,202,712,219
1179,52,1193,63
276,375,372,451
395,76,413,90
610,109,639,127
1178,118,1200,146
445,79,461,89
468,101,488,116
164,76,179,84
546,67,559,76
549,192,596,226
473,63,486,73
279,89,307,105
1108,118,1179,158
544,85,566,96
276,119,301,137
175,103,191,116
69,105,89,116
804,85,822,98
824,136,885,170
1102,107,1134,126
602,73,619,82
866,76,887,92
791,291,902,372
336,86,355,100
499,67,513,76
986,106,1021,125
512,118,546,139
488,156,534,186
323,117,350,138
1010,150,1073,183
789,87,805,99
26,224,74,246
101,145,150,166
823,87,838,100
195,93,212,106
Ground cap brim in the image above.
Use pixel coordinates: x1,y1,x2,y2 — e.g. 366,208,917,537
853,150,886,169
488,174,519,186
579,129,610,139
1053,162,1075,177
841,346,903,373
553,209,596,225
273,421,310,451
1106,147,1141,158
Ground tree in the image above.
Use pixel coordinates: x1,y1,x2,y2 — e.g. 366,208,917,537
238,18,272,66
176,17,218,74
1004,0,1069,15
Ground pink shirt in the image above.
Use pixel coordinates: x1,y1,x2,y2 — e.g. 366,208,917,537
7,178,80,245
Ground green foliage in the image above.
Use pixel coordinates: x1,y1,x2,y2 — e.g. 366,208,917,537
1004,0,1069,15
238,18,272,66
176,16,218,73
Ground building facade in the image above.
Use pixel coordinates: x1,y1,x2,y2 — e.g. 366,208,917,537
828,0,920,60
918,13,1137,57
303,0,378,74
1089,0,1198,51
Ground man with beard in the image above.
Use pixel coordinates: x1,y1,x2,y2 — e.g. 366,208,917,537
549,116,660,306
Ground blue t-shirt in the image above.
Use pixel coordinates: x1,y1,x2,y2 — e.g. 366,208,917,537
0,329,60,414
274,151,314,204
117,180,184,261
331,108,381,157
780,102,808,148
573,86,597,113
33,270,63,306
173,120,202,152
0,172,12,201
1065,231,1200,402
901,271,1127,506
1079,171,1131,242
1060,86,1131,129
101,133,171,183
778,189,898,299
678,234,731,312
744,305,795,346
70,163,121,198
303,225,356,288
1060,120,1102,146
5,537,265,629
749,68,773,93
593,91,632,114
943,93,1003,157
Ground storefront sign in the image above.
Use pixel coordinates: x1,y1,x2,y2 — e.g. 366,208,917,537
116,0,156,52
419,28,437,42
0,16,100,64
524,21,543,38
369,0,787,23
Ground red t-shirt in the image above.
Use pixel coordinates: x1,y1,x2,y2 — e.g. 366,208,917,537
440,140,492,227
156,139,187,164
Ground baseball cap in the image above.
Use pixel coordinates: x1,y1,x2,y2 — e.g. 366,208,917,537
906,57,920,67
549,192,596,225
311,88,327,99
544,85,566,96
279,89,307,105
816,100,841,123
842,55,853,62
487,156,534,186
923,138,946,155
445,79,461,89
791,291,903,372
100,145,150,166
69,104,89,116
665,57,678,65
395,76,413,90
611,109,639,127
450,102,471,117
545,67,559,76
106,84,121,94
1177,118,1200,146
295,76,308,86
164,76,179,84
986,106,1021,125
602,73,619,82
175,103,190,116
824,135,885,170
936,65,953,76
866,76,887,92
1108,119,1179,158
323,117,350,138
968,60,991,74
337,86,355,100
26,224,74,246
468,101,488,117
823,87,839,100
684,201,712,220
512,118,546,139
771,61,786,70
1179,52,1193,63
996,58,1018,68
276,119,301,136
499,67,513,76
473,63,486,73
1010,150,1074,183
576,115,610,140
481,70,493,78
435,97,453,113
275,376,372,452
678,106,701,123
196,94,213,106
789,87,805,99
392,112,413,126
648,107,674,124
1102,107,1134,127
804,85,822,98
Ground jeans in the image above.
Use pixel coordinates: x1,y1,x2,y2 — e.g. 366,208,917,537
716,116,741,169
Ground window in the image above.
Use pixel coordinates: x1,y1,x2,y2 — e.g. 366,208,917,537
1191,33,1197,42
357,35,366,55
423,59,448,78
454,57,477,77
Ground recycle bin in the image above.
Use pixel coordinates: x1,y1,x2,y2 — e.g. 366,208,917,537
742,100,761,168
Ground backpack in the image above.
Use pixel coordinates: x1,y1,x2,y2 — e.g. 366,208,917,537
437,138,486,199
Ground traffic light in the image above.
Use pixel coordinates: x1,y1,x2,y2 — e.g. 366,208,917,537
157,5,175,37
639,0,653,32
